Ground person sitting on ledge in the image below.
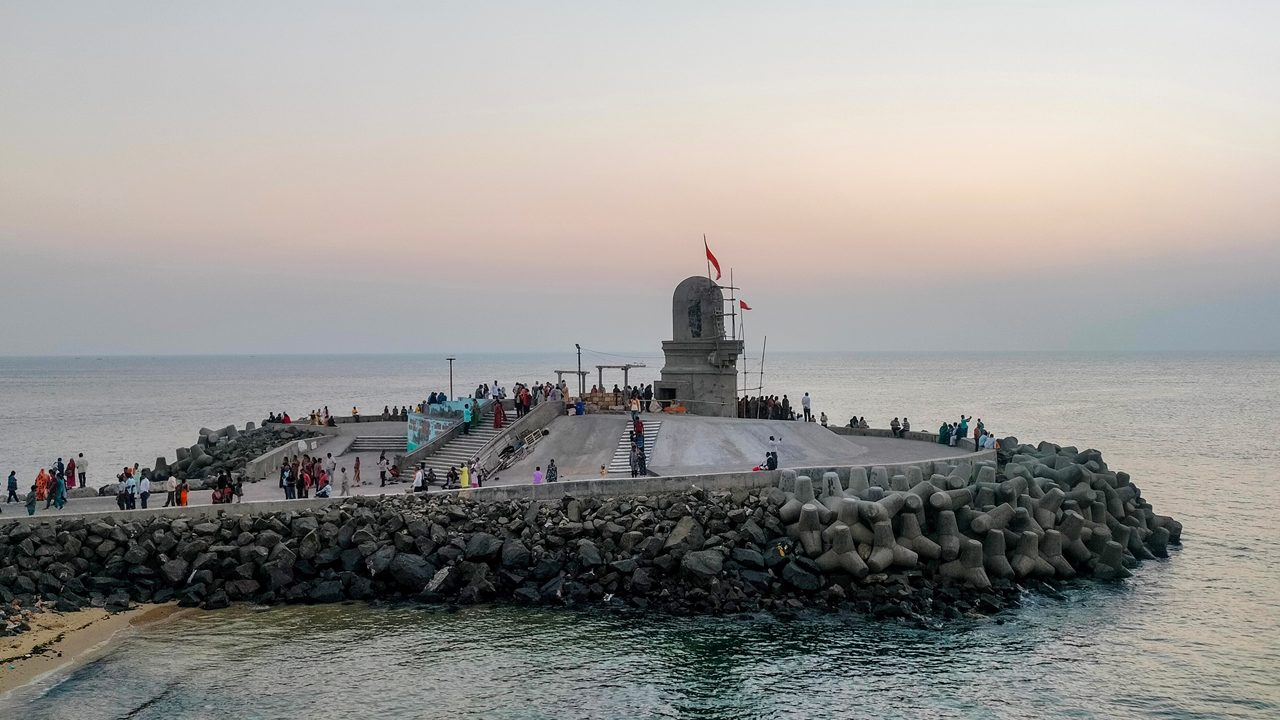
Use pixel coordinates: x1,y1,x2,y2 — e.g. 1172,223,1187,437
282,412,292,424
446,466,459,489
938,422,950,445
382,405,391,421
858,417,869,429
350,407,359,423
890,417,902,438
902,418,910,434
425,467,437,488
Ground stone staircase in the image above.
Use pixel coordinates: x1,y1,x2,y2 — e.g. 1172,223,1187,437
607,419,661,475
413,407,503,480
348,435,407,453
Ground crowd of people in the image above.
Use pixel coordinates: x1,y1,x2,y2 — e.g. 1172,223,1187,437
737,392,820,421
279,451,347,499
4,453,89,516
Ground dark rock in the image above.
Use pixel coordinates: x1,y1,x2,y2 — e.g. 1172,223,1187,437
577,540,603,567
500,540,531,569
202,589,230,610
389,554,435,592
664,516,705,552
782,561,821,591
366,545,396,575
308,580,344,603
465,533,503,561
682,550,723,578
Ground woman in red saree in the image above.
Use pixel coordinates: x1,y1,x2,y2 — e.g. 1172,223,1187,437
35,469,50,501
493,400,506,429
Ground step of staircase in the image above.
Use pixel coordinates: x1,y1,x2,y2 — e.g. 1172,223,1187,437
409,409,505,481
607,420,661,475
349,435,407,452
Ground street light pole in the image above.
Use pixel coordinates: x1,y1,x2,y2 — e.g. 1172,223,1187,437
446,357,456,399
575,344,582,397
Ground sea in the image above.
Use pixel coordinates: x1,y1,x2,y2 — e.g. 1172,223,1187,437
0,352,1277,719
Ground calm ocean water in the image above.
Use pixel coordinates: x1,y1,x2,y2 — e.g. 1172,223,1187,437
1,352,1278,718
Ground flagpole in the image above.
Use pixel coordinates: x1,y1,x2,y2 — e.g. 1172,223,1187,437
758,335,767,397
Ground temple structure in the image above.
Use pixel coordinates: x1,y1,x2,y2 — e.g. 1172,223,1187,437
653,276,744,417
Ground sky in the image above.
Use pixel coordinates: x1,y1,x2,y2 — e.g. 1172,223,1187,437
1,1,1277,355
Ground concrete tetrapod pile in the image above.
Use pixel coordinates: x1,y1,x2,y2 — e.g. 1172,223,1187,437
0,438,1180,635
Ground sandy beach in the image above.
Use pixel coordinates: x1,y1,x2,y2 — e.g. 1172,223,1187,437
0,604,188,696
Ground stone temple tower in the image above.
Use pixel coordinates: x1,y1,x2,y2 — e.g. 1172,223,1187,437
653,276,744,417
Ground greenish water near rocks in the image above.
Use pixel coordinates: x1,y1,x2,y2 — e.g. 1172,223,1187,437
2,571,1274,720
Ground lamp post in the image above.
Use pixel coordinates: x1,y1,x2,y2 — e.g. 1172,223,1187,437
575,344,583,397
446,357,456,399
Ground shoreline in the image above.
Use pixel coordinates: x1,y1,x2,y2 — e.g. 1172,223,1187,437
0,603,189,696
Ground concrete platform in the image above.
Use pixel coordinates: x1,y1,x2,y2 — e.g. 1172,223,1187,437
494,413,973,483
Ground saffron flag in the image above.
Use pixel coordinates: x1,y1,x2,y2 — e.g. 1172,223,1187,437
739,300,752,310
704,235,722,281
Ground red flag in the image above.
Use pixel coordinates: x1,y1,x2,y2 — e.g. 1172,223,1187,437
703,235,721,281
739,300,752,310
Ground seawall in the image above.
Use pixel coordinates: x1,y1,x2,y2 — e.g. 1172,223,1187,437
0,438,1179,625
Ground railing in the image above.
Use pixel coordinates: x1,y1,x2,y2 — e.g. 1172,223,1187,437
471,398,565,476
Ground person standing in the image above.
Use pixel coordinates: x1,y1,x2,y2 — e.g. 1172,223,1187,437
66,456,77,489
178,479,190,506
378,452,390,487
599,465,608,479
138,472,151,509
77,453,87,486
353,456,362,487
5,471,17,503
281,463,294,500
51,473,67,510
340,467,350,496
461,402,473,435
115,475,128,510
164,474,178,507
124,470,138,509
545,459,558,484
25,484,37,516
460,461,470,489
801,393,812,422
325,453,337,483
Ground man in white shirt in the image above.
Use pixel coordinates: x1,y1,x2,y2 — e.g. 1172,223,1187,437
412,464,425,492
801,393,812,422
138,474,151,509
164,475,178,507
325,453,337,480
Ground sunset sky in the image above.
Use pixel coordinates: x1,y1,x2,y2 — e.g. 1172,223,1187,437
2,1,1277,354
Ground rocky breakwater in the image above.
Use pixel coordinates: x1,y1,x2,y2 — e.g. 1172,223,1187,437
94,424,325,495
1,440,1180,631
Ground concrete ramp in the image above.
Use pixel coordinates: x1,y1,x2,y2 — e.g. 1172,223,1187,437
494,415,628,483
646,415,875,475
492,413,972,485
